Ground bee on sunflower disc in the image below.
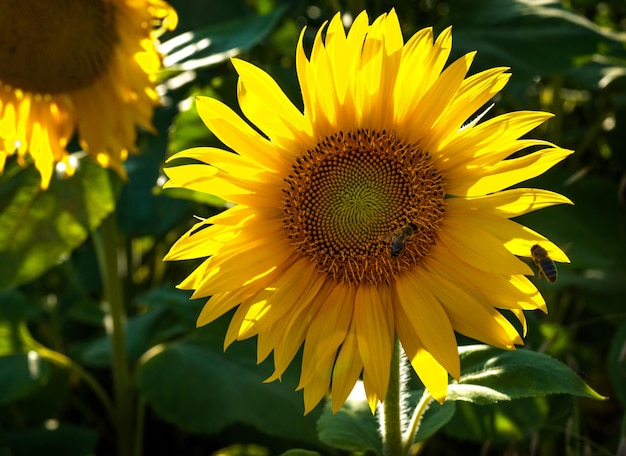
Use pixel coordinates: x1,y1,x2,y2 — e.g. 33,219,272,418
389,223,418,258
530,244,558,283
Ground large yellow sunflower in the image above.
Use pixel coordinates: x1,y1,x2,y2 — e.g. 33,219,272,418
164,10,573,414
0,0,177,188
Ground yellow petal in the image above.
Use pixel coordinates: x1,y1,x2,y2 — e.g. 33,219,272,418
446,208,571,263
167,146,264,177
194,96,290,169
395,270,460,379
266,284,327,382
299,284,355,388
395,305,449,402
421,262,523,348
438,218,533,275
447,188,573,217
330,322,363,413
428,246,547,313
163,220,223,261
426,67,510,151
301,352,334,414
354,284,393,402
438,111,554,170
233,58,313,149
190,241,294,298
362,367,383,413
393,27,435,121
196,288,249,328
237,258,322,338
403,52,477,145
447,147,574,197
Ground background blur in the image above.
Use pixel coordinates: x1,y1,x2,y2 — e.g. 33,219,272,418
1,0,625,455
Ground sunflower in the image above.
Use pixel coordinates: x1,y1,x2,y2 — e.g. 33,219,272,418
0,0,177,188
164,10,573,414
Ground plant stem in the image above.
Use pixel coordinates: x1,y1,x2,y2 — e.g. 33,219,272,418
134,395,146,456
382,337,404,456
35,346,115,425
402,390,434,455
94,212,134,456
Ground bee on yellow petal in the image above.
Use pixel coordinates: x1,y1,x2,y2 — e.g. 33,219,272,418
531,244,558,283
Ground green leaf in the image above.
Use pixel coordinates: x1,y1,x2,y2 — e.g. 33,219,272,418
447,0,626,81
161,4,289,71
316,387,382,454
0,157,118,290
412,396,456,442
0,291,34,355
442,397,549,442
280,450,322,456
0,291,51,404
74,286,198,368
448,345,605,404
135,320,320,444
564,56,626,91
76,304,169,368
0,353,50,405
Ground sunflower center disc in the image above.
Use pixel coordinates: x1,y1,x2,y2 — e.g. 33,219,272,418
282,129,446,284
0,0,117,94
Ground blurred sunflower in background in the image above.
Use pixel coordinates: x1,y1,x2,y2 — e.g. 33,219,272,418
0,0,177,188
164,10,573,414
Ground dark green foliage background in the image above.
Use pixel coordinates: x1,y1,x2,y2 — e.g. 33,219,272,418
1,0,625,455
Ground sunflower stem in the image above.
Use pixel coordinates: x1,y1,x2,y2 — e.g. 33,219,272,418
94,213,134,456
382,337,404,456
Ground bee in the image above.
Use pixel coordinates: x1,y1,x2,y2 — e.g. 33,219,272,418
530,244,557,283
389,223,418,258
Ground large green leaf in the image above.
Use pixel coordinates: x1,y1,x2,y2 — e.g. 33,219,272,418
76,304,170,368
0,354,50,405
412,398,457,443
316,386,382,454
316,385,457,453
161,4,289,71
0,157,118,290
73,286,198,368
446,0,626,80
135,320,321,444
280,450,321,456
449,345,604,404
317,344,600,452
442,397,549,442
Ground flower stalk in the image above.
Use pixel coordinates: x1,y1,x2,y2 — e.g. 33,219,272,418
35,346,115,425
382,337,404,456
402,389,434,455
93,212,134,456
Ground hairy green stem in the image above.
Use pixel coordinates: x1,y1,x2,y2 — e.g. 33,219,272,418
94,213,134,456
402,389,434,455
382,337,404,456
